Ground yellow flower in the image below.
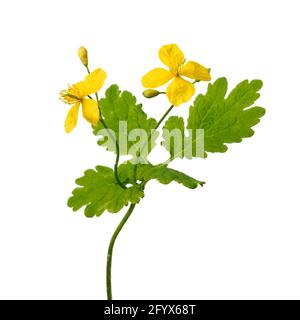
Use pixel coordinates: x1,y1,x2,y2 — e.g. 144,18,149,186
142,44,211,106
60,68,106,133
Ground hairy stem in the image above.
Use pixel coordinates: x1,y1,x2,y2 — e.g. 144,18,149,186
106,203,136,300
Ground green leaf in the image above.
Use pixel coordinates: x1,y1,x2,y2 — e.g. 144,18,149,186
118,162,205,189
162,78,265,158
68,166,144,218
188,77,265,154
93,85,158,159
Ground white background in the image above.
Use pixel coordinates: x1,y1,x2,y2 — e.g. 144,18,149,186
0,0,299,300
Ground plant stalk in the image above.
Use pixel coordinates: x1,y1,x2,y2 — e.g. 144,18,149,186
106,105,175,300
155,105,174,129
85,66,126,189
106,203,136,300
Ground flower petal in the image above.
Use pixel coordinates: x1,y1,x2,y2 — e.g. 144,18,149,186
159,44,185,71
81,98,100,124
166,77,195,106
179,61,211,81
65,102,80,133
76,68,107,97
142,68,173,88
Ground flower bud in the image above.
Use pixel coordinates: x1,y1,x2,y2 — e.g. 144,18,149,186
78,46,88,66
143,89,160,99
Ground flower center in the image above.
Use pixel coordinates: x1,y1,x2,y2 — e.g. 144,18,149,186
60,85,82,104
171,60,185,77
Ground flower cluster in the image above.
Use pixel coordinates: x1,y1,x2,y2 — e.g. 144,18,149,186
60,44,211,132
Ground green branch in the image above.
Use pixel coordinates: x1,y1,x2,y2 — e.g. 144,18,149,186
155,105,174,129
106,103,175,300
138,104,174,164
100,119,126,189
106,203,136,300
85,66,126,189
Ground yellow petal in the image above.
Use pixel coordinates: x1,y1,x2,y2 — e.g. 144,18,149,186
159,44,185,72
76,68,107,97
65,102,80,133
166,77,195,106
81,98,100,124
179,61,211,81
142,68,173,88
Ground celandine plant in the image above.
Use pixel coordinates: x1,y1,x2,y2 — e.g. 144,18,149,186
60,44,265,300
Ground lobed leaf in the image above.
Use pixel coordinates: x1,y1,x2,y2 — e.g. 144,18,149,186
162,78,265,158
93,85,158,159
68,166,144,218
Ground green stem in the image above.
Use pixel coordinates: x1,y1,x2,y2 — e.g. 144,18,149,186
106,104,175,300
106,203,136,300
99,118,126,189
85,65,126,189
85,65,91,73
155,105,174,129
138,105,174,164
